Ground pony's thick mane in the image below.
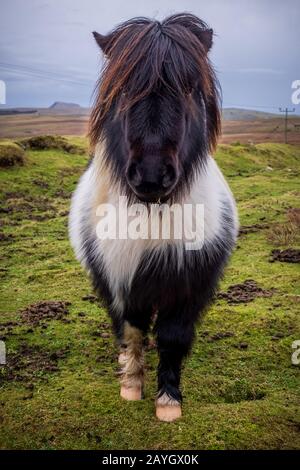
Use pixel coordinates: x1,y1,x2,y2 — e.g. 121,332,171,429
89,13,221,153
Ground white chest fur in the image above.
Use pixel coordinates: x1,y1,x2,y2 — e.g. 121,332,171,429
69,154,238,313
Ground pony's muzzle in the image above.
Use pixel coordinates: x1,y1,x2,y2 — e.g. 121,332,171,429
126,159,178,202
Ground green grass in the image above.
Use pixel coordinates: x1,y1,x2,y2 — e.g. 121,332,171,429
0,140,299,450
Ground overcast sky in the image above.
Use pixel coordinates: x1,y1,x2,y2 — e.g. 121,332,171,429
0,0,299,112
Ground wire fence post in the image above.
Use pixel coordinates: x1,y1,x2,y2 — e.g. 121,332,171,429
279,107,295,144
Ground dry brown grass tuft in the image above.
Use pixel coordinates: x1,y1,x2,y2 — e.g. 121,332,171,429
286,208,300,227
18,135,86,154
266,221,299,247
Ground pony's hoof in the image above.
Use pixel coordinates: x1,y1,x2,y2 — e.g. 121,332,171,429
156,404,182,422
120,385,142,401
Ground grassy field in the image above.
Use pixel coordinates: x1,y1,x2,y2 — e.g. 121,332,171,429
0,138,299,449
1,112,300,145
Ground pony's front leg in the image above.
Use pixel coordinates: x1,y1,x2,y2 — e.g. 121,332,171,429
155,308,197,422
118,321,144,401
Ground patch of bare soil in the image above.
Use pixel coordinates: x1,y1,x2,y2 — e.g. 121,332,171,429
1,343,69,383
91,321,111,339
209,331,235,341
270,249,300,263
0,232,14,242
32,178,49,189
81,293,106,308
1,302,71,339
218,279,274,304
0,320,20,340
234,342,249,349
0,194,56,222
4,191,26,199
54,189,70,199
239,223,269,235
20,300,71,326
82,294,98,303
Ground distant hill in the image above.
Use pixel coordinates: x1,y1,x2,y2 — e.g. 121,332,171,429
49,101,82,111
0,102,90,116
46,102,89,115
222,108,279,121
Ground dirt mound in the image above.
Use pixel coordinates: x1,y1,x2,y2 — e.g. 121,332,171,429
0,320,20,340
82,294,98,303
2,343,69,383
0,142,25,167
20,300,71,325
209,331,235,341
218,279,274,304
18,135,86,154
270,249,300,263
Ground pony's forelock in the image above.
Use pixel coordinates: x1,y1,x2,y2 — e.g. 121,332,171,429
89,13,221,153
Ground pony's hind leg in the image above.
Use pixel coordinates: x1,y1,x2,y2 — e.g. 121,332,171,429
119,321,144,401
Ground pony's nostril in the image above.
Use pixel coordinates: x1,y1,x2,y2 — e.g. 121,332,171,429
127,163,142,187
162,164,177,189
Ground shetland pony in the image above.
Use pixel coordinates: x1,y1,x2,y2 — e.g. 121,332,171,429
69,13,238,422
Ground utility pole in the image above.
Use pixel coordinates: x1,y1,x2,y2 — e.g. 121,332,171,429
279,107,295,144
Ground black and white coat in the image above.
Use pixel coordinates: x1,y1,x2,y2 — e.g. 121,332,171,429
69,142,238,412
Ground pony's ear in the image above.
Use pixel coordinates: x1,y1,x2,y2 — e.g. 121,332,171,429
163,14,214,53
196,28,213,53
92,31,111,55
